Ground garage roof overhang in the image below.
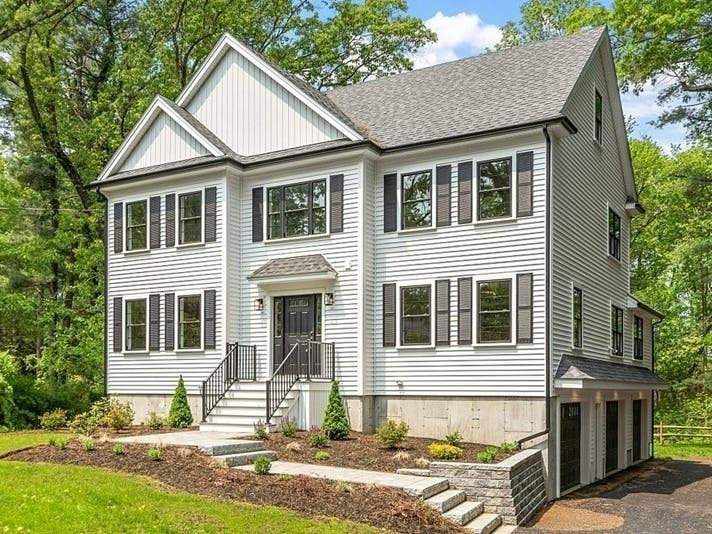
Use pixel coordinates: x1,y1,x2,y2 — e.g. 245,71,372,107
554,354,669,391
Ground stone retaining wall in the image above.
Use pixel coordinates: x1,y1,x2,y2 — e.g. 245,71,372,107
429,448,547,525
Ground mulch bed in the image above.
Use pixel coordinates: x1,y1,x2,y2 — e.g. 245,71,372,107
265,431,513,471
5,440,465,534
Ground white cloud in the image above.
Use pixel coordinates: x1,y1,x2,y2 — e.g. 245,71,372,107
412,11,502,69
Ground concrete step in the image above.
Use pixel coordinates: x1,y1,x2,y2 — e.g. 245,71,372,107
199,422,269,434
226,381,267,391
208,406,272,418
425,489,466,513
464,513,502,534
203,414,271,426
395,468,431,476
417,478,451,500
215,450,277,467
491,525,517,534
199,440,265,457
444,501,484,526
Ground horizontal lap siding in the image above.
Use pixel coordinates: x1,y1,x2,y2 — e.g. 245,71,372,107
373,137,547,396
106,174,225,397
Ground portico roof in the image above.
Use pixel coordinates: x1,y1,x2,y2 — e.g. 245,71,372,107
554,354,668,390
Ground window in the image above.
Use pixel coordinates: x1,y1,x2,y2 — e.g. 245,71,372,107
400,285,431,345
401,171,432,229
178,295,201,349
126,201,147,251
573,287,583,348
268,179,326,239
477,279,511,343
611,305,623,356
179,192,202,244
608,209,621,259
477,158,512,220
634,316,643,360
125,299,146,351
594,89,603,143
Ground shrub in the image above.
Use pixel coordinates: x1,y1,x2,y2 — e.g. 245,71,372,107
82,438,95,451
50,436,67,450
40,409,67,431
322,381,350,440
415,457,430,468
103,398,134,431
476,446,499,464
276,474,292,482
147,447,162,461
280,417,298,438
285,442,302,453
167,376,193,429
144,412,166,430
48,437,57,447
308,430,328,448
112,443,126,455
253,419,268,440
499,441,520,454
428,443,463,460
69,412,100,437
254,456,272,475
445,430,462,447
335,481,354,493
392,451,411,462
375,419,409,449
315,451,330,462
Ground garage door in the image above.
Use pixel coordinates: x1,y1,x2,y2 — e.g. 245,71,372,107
606,401,619,473
560,402,581,492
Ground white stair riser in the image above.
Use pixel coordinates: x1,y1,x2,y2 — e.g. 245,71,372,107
199,422,267,434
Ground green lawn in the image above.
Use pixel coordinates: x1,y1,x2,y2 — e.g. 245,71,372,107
655,442,712,459
0,430,71,455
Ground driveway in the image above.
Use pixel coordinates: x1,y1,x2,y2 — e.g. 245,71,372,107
519,459,712,533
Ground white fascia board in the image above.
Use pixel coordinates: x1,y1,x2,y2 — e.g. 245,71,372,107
175,33,363,142
554,378,669,391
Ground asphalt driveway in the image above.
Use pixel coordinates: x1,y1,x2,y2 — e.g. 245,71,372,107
519,459,712,533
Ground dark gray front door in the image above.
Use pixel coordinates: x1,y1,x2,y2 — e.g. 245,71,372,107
560,402,581,492
273,294,321,372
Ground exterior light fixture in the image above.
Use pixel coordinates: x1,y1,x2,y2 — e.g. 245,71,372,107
253,298,264,311
324,292,334,306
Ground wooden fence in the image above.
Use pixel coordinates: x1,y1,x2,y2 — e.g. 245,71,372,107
654,423,712,444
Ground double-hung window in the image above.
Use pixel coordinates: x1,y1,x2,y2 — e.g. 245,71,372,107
633,316,643,360
608,209,621,259
179,192,202,244
595,89,603,143
573,287,583,348
268,179,326,239
178,295,201,349
477,279,512,343
477,158,512,220
126,200,147,251
400,285,431,345
611,305,623,356
125,299,147,351
401,171,432,229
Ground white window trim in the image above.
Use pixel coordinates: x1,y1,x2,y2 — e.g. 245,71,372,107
124,198,149,254
175,291,203,352
395,167,436,233
123,296,149,354
474,155,515,225
571,283,584,351
262,177,331,243
606,203,622,263
473,274,517,347
176,189,205,247
394,280,436,349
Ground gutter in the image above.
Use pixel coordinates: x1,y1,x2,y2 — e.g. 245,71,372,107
95,187,109,397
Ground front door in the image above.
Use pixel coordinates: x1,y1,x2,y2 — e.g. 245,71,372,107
605,401,619,473
633,399,642,462
273,294,321,373
560,402,581,492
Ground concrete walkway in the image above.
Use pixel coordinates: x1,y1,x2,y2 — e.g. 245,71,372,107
113,431,255,455
237,460,450,498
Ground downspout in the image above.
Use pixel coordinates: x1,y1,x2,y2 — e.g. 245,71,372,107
651,317,663,459
96,187,109,397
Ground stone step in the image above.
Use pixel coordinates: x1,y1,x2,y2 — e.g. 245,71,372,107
444,501,484,526
215,450,278,467
395,468,430,476
491,525,517,534
199,440,265,457
464,513,502,534
425,489,466,513
416,478,451,500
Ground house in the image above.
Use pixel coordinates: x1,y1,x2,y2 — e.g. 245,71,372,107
91,27,667,498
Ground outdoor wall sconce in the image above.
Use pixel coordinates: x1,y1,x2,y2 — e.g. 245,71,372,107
253,298,264,311
324,292,334,306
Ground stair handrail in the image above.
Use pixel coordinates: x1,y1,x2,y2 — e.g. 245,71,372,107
265,341,302,423
201,342,257,421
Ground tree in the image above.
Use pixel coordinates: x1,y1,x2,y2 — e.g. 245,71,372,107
322,381,350,440
167,376,193,428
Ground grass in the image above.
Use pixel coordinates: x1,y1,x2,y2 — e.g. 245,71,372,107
0,430,73,455
656,442,712,459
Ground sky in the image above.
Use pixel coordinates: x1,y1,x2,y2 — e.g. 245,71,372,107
405,0,688,151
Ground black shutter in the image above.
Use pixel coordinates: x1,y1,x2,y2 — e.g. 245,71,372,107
458,162,472,224
205,186,217,242
383,173,397,233
165,293,175,351
517,151,534,217
149,293,160,351
150,196,161,249
252,187,263,242
329,174,344,233
517,273,534,343
458,277,472,345
204,289,216,349
165,194,176,247
113,202,123,253
383,283,396,347
435,279,451,345
112,296,123,352
436,165,452,227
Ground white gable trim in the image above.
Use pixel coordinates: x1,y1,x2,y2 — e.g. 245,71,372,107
97,96,224,182
175,33,362,142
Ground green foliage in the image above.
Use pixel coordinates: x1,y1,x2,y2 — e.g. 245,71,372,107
112,443,126,455
40,409,67,431
167,376,193,429
427,443,463,460
69,412,100,437
147,447,162,461
476,446,499,464
307,428,328,448
280,417,298,438
53,436,68,450
253,455,272,475
445,430,462,447
314,451,330,462
499,441,520,454
103,398,134,431
253,419,268,440
374,419,409,449
322,381,350,440
82,438,95,451
144,412,166,430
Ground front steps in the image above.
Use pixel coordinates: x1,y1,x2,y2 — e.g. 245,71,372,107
423,486,509,533
201,436,277,467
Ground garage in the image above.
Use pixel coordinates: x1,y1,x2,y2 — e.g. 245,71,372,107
560,402,581,492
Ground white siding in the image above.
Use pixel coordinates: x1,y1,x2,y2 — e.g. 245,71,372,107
372,134,548,397
105,173,225,397
362,158,377,394
186,49,344,156
119,112,208,172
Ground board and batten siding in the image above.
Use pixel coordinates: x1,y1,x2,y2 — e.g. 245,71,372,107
185,48,344,156
119,112,209,173
372,134,548,397
105,172,226,397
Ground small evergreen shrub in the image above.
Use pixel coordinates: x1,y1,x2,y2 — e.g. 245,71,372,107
280,417,298,438
322,381,350,440
144,412,166,430
315,451,330,462
307,428,328,448
499,441,520,453
103,398,134,431
253,419,268,440
254,456,272,475
476,446,499,463
112,443,126,455
40,409,67,431
82,438,95,451
147,447,162,461
167,376,193,429
445,430,462,447
374,419,409,449
428,443,463,460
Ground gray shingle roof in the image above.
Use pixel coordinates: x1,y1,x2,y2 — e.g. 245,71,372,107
248,254,337,280
555,354,667,386
326,28,604,148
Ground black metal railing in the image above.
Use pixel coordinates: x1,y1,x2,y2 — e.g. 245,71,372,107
201,343,257,421
266,340,336,423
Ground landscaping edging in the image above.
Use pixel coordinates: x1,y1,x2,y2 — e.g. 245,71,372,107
428,448,547,525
